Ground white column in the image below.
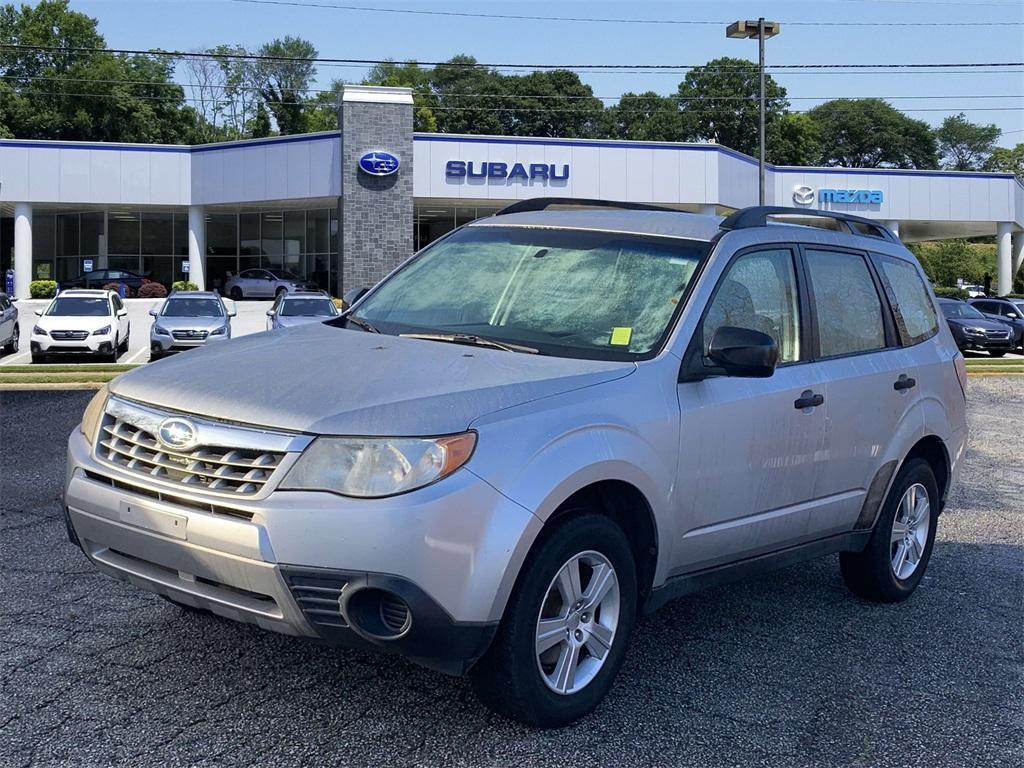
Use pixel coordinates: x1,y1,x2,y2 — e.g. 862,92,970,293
884,220,900,239
996,222,1012,296
699,205,717,216
13,203,32,300
187,205,206,290
1012,231,1023,279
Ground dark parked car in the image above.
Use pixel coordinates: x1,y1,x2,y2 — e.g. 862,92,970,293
969,297,1024,352
59,268,151,293
0,292,19,356
937,298,1014,356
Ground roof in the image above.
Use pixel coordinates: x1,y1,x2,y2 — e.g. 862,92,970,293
468,209,724,242
58,289,112,297
168,291,221,299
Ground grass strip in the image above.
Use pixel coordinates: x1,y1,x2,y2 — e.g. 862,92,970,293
0,364,139,374
0,373,122,384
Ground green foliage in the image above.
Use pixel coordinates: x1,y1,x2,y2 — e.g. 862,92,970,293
677,57,787,157
908,240,997,287
806,99,937,169
767,113,822,166
936,113,1001,171
608,91,689,142
249,103,273,138
255,36,317,135
29,280,57,298
932,286,968,300
171,281,199,291
983,143,1024,180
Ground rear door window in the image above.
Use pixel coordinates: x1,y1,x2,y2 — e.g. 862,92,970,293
873,254,940,346
804,248,887,358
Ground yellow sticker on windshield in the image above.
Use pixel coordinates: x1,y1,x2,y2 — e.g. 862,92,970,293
610,327,633,346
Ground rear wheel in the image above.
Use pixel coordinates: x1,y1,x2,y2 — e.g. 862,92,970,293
118,331,129,354
470,514,637,728
31,352,47,364
230,286,243,301
840,458,939,603
989,351,1006,358
2,325,17,354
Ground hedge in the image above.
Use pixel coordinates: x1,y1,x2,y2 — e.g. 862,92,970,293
171,281,199,291
29,280,58,299
933,286,969,300
137,282,169,298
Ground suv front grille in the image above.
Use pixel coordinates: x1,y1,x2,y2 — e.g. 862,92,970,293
171,329,209,340
51,330,90,340
985,329,1010,339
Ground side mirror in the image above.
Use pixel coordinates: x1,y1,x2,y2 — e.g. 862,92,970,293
1007,312,1019,319
148,308,158,317
342,286,369,309
707,326,779,378
34,309,42,317
227,308,237,317
266,309,275,317
117,309,128,317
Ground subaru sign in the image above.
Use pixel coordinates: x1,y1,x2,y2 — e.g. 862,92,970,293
446,161,570,181
358,151,400,176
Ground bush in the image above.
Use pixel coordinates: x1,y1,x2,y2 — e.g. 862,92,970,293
101,282,135,298
137,282,168,299
29,280,58,299
171,281,199,292
933,286,968,300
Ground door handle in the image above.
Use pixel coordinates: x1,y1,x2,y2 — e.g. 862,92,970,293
893,374,917,391
794,390,825,410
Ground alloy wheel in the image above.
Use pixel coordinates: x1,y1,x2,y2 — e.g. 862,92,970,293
891,482,930,580
535,550,620,696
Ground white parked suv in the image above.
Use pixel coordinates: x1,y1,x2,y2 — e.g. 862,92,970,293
32,289,130,363
63,202,967,727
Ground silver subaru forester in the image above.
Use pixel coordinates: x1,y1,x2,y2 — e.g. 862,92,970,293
64,201,967,728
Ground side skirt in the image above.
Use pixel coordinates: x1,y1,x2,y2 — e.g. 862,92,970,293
643,530,872,615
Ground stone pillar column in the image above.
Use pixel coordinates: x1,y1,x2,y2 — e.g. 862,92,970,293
187,205,206,291
339,85,414,298
996,222,1012,296
13,202,32,299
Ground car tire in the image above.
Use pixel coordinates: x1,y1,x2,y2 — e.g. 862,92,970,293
2,326,17,354
840,457,939,604
119,332,129,354
230,287,243,301
31,352,47,364
469,513,637,728
989,351,1006,358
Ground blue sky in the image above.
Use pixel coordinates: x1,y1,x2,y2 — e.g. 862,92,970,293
71,0,1024,146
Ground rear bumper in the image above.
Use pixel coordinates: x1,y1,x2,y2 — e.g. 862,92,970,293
64,427,537,673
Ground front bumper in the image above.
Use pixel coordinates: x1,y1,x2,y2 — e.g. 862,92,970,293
64,427,540,672
957,333,1013,352
33,333,114,354
150,331,229,354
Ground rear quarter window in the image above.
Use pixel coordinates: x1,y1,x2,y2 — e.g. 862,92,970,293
872,253,939,346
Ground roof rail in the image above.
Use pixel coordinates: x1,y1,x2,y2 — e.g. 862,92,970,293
495,197,686,216
720,206,897,242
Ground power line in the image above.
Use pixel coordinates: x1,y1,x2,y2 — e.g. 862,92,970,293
224,0,1024,27
2,43,1021,72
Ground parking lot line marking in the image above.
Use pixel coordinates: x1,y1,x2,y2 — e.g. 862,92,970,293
124,346,150,364
1,349,33,365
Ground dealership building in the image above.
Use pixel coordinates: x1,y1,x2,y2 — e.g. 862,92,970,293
2,85,1023,300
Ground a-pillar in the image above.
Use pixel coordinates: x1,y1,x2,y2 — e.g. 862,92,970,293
884,220,901,239
1012,231,1023,281
996,222,1013,296
187,205,206,290
13,203,32,299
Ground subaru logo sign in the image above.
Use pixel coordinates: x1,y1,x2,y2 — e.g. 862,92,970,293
792,185,814,205
157,417,198,451
358,151,400,176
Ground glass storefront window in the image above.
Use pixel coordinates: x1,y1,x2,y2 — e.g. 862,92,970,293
206,214,237,258
173,213,188,256
32,214,55,279
57,214,79,257
261,212,283,261
240,213,260,257
81,212,104,257
108,211,140,255
142,212,173,256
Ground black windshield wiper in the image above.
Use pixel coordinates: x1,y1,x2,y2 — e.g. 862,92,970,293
343,314,380,333
399,332,538,354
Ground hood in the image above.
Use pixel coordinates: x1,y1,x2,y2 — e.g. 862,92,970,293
946,316,1011,332
154,316,227,331
110,323,635,435
36,313,113,332
276,315,331,329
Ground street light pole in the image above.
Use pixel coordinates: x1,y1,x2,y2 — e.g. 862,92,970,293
726,18,780,206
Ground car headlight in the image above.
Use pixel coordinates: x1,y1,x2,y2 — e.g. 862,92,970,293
93,325,112,336
80,383,109,440
153,325,170,336
281,433,477,498
963,327,985,336
33,325,48,336
210,325,227,336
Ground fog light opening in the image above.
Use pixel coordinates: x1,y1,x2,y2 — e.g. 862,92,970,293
343,587,412,639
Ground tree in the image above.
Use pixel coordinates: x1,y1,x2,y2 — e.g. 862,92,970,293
676,57,788,156
249,103,272,138
935,113,1000,171
429,55,508,136
363,60,437,131
253,36,317,135
606,91,689,142
806,99,937,169
500,70,604,138
767,112,822,166
305,79,343,132
984,143,1024,180
213,44,263,139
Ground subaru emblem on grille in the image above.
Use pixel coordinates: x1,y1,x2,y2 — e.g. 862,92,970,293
157,417,198,451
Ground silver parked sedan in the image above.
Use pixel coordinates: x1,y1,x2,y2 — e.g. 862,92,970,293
266,291,339,330
149,291,235,360
224,268,318,301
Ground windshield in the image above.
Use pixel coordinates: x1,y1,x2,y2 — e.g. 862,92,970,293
268,269,301,281
46,297,111,317
941,302,985,320
281,298,338,317
350,225,709,360
162,298,224,317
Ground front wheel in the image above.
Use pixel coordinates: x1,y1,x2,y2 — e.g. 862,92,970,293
989,351,1006,358
470,514,637,728
840,458,939,603
2,326,17,354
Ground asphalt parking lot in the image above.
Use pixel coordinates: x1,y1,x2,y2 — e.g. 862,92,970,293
0,299,274,366
1,380,1021,768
